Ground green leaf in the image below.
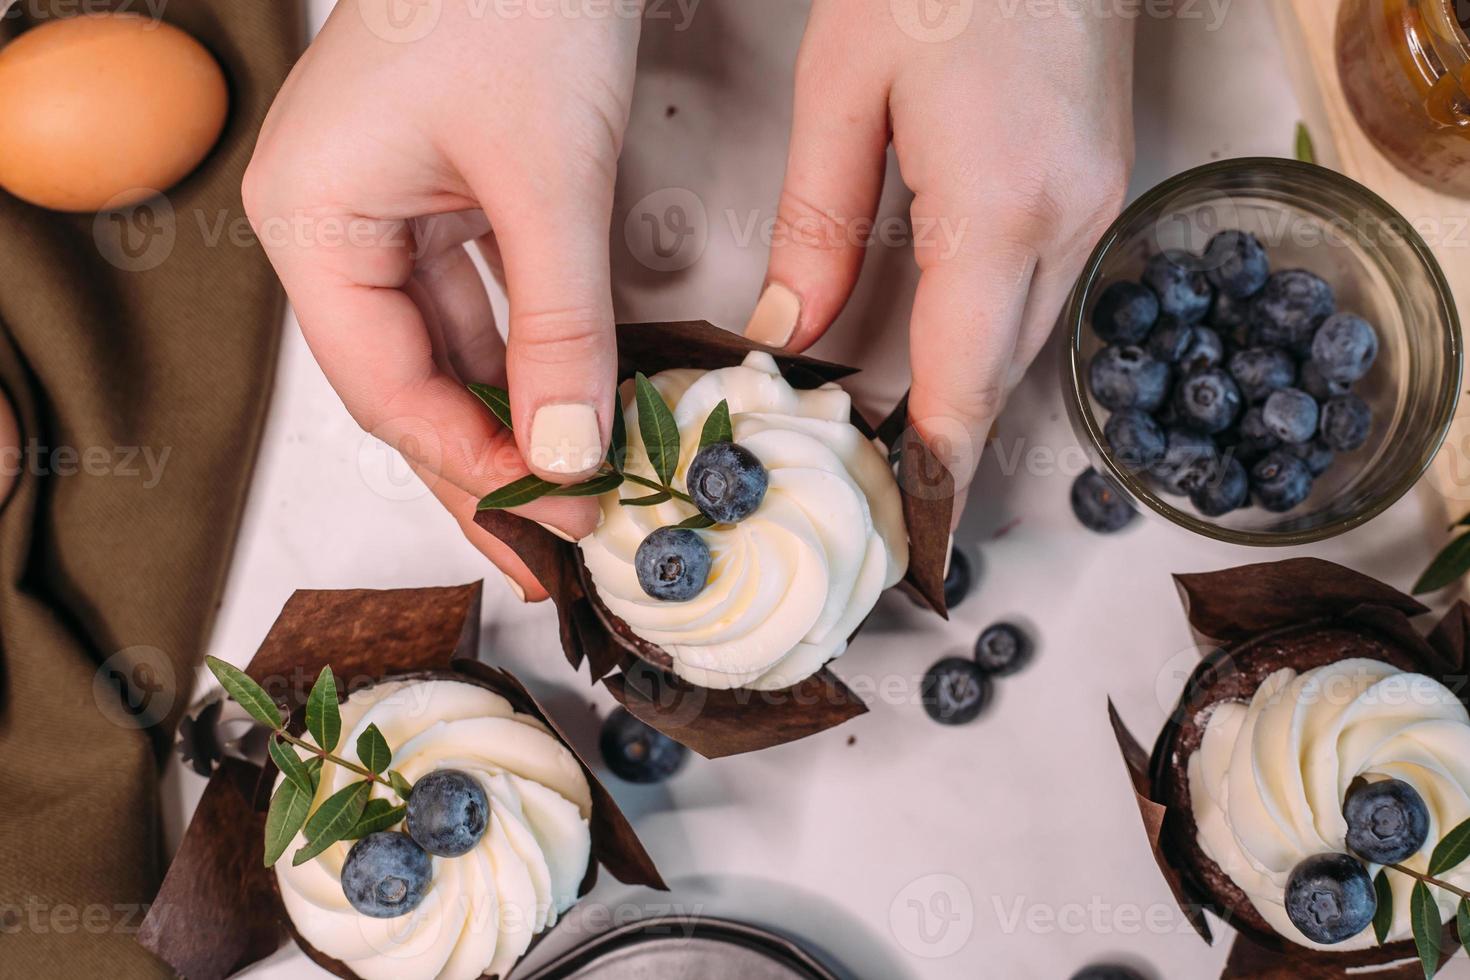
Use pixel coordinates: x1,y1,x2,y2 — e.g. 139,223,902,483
1458,899,1470,960
1414,532,1470,594
205,656,282,730
623,491,671,507
263,776,313,867
1295,122,1316,164
674,513,716,530
292,780,370,866
699,400,733,449
389,770,413,801
546,471,624,498
1373,869,1394,945
305,666,341,753
268,737,314,795
468,383,514,431
356,723,392,775
344,798,407,839
635,372,680,487
608,403,628,471
1430,817,1470,875
1411,881,1441,978
477,473,560,510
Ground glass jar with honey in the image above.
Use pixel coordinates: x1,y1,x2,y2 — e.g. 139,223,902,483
1336,0,1470,197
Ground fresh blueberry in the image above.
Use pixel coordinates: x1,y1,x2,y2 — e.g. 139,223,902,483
1235,406,1281,461
1069,968,1146,980
1173,369,1241,435
1311,312,1379,384
1300,359,1353,401
921,657,992,725
1088,346,1171,412
1179,326,1225,373
974,622,1031,676
406,769,488,857
1104,409,1166,470
1227,347,1296,403
635,527,712,601
1283,438,1335,476
599,708,687,784
1319,394,1373,452
1203,229,1271,299
943,547,973,610
1251,269,1335,354
1147,316,1196,364
1344,779,1430,865
1070,468,1136,533
688,442,768,523
1091,280,1160,345
1142,249,1213,323
1284,853,1377,945
1190,455,1249,517
1251,451,1314,513
1153,429,1219,496
1262,388,1320,444
341,832,432,919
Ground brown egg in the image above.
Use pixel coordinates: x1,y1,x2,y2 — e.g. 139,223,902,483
0,13,228,213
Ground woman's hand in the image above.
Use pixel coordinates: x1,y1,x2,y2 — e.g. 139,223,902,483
244,1,643,599
745,1,1135,517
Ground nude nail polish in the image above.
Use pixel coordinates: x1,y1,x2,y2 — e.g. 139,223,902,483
536,521,578,543
500,572,526,602
529,403,602,475
744,283,800,347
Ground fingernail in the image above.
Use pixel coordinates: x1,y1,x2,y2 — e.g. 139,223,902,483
500,571,527,602
537,520,578,543
529,403,602,476
744,283,800,347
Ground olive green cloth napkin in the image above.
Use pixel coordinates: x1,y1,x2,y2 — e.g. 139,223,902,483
0,3,301,977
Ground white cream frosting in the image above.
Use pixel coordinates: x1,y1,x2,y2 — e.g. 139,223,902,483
275,679,593,980
578,351,908,691
1187,658,1470,950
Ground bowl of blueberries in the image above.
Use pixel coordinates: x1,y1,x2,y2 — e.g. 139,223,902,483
1064,158,1461,544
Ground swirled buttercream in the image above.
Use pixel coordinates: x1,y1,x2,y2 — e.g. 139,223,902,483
579,351,908,690
276,679,593,980
1187,658,1470,950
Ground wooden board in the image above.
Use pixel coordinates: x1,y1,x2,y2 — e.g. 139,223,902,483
1275,2,1470,568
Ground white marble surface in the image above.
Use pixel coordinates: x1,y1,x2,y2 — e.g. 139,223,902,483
180,2,1470,978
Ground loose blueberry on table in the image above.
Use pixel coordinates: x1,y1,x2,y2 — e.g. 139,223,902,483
1283,852,1377,945
1070,467,1136,534
341,831,433,918
599,708,688,784
921,657,991,725
405,768,489,858
974,622,1031,677
1069,967,1147,980
943,546,973,610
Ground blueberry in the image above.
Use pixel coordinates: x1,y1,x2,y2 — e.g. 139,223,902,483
1070,968,1147,980
1173,369,1241,435
1251,269,1335,354
1210,290,1254,341
406,769,488,857
1203,230,1271,299
635,527,712,601
1104,409,1166,470
943,547,973,610
688,442,768,523
341,832,432,919
1344,779,1430,865
1262,388,1320,444
1235,406,1281,461
1251,451,1314,513
1091,281,1160,345
1147,316,1196,364
1153,429,1219,496
1142,249,1213,323
1320,394,1372,452
1283,438,1335,476
1311,313,1379,384
1284,853,1377,945
1070,468,1136,533
599,708,687,784
975,622,1031,676
1227,347,1296,403
1088,346,1171,412
1300,359,1353,401
921,657,992,725
1179,326,1225,373
1190,455,1248,517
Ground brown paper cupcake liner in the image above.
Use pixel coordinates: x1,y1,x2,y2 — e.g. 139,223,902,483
1108,557,1468,978
136,582,665,980
475,320,953,759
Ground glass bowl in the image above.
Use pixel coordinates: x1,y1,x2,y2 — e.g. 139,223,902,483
1063,157,1461,545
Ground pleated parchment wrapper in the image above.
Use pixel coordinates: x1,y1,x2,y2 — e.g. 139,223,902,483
1109,557,1470,979
135,582,666,980
476,320,954,759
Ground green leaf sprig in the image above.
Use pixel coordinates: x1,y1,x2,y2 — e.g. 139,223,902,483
1414,518,1470,594
1294,121,1317,165
471,378,733,521
1369,815,1470,974
205,658,413,868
